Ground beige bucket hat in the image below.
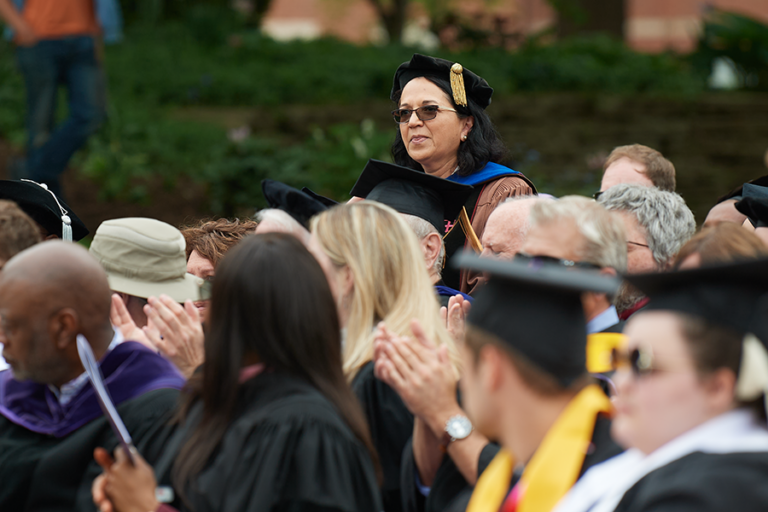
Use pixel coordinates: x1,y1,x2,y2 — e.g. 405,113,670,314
89,217,203,303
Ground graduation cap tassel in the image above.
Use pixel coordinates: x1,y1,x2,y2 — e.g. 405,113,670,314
62,215,73,242
450,63,468,107
735,334,768,421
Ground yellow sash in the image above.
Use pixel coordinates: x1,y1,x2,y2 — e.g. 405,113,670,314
466,384,612,512
586,333,627,374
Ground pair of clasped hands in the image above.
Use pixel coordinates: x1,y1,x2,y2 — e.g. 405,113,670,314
373,294,470,422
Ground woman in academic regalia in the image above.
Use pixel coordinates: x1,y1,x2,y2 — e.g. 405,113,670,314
389,54,536,293
309,201,457,512
554,258,768,512
91,233,382,512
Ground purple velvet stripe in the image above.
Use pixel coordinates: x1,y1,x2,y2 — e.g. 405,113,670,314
0,341,185,437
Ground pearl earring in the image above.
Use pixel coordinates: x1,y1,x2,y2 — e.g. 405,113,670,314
462,135,467,141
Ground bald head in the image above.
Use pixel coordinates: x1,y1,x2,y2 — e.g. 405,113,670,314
0,241,113,385
481,197,539,260
254,209,310,245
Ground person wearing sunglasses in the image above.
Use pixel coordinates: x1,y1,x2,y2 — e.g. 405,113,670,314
388,54,536,295
555,258,768,512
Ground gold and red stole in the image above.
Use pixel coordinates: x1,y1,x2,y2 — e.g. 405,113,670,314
467,384,613,512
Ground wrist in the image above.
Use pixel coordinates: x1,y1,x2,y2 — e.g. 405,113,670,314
425,405,464,439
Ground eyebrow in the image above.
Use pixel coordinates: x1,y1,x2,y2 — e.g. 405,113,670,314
398,99,440,108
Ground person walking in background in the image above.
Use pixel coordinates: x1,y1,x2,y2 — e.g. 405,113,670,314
0,0,122,197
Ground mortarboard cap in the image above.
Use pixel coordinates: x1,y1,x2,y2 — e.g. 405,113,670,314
391,54,494,109
261,180,330,229
350,159,473,233
0,179,88,241
716,175,768,204
735,185,768,228
457,253,621,386
623,258,768,341
301,187,339,208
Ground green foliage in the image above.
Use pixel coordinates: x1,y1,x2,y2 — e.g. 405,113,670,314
201,118,394,216
693,9,768,90
0,43,26,147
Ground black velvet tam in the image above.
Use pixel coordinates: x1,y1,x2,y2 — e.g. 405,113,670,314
0,180,88,240
391,53,494,109
624,257,768,341
261,179,330,229
456,253,621,386
350,159,473,232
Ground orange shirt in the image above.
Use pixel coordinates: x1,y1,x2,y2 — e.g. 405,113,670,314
23,0,98,39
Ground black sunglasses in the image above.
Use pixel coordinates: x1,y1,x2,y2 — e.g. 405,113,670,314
391,105,458,124
514,253,602,270
611,346,657,377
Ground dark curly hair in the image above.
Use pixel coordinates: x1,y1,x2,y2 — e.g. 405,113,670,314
391,77,508,177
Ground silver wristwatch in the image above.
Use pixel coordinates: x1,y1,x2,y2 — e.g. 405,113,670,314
442,414,473,451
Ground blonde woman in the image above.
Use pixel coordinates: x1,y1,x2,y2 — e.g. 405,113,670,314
309,201,456,512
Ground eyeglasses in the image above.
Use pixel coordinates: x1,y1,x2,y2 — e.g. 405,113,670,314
593,191,604,201
611,346,658,378
391,105,458,124
514,252,602,270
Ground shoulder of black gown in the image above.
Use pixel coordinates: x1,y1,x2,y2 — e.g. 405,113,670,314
187,371,381,512
352,361,414,512
614,451,768,512
0,387,179,512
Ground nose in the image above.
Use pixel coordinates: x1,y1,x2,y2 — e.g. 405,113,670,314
406,110,423,127
613,367,633,395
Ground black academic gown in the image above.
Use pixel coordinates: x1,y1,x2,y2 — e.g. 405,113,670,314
613,451,768,512
0,342,184,512
154,370,382,512
400,414,623,512
352,361,414,512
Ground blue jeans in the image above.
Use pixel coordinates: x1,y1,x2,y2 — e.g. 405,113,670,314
16,35,106,197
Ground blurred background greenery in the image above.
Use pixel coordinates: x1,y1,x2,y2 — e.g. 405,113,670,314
1,1,767,228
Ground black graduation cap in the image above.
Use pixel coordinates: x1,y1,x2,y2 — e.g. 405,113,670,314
0,179,88,241
301,187,338,208
456,253,621,386
349,159,473,233
624,258,768,342
391,53,494,109
261,180,330,229
735,184,768,228
716,175,768,204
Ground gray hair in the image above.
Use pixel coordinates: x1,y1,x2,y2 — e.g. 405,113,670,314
401,214,445,278
598,184,695,267
253,209,310,244
529,195,628,272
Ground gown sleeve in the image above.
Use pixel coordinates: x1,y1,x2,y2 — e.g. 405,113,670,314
190,396,382,512
352,362,414,512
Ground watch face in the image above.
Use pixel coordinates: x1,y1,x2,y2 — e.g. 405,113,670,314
446,415,473,440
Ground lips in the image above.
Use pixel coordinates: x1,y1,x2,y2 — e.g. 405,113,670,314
410,135,428,144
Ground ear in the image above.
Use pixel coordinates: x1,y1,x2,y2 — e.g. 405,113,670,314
49,308,79,350
422,232,442,271
478,344,504,394
703,368,738,413
339,265,355,299
461,116,474,140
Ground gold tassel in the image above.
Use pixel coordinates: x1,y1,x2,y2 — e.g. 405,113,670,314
458,207,483,253
450,63,467,107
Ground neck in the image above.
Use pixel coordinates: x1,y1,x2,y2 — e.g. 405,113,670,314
422,157,459,179
583,294,611,322
498,389,576,465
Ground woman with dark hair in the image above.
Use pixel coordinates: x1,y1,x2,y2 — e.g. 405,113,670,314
91,233,382,512
389,54,536,293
